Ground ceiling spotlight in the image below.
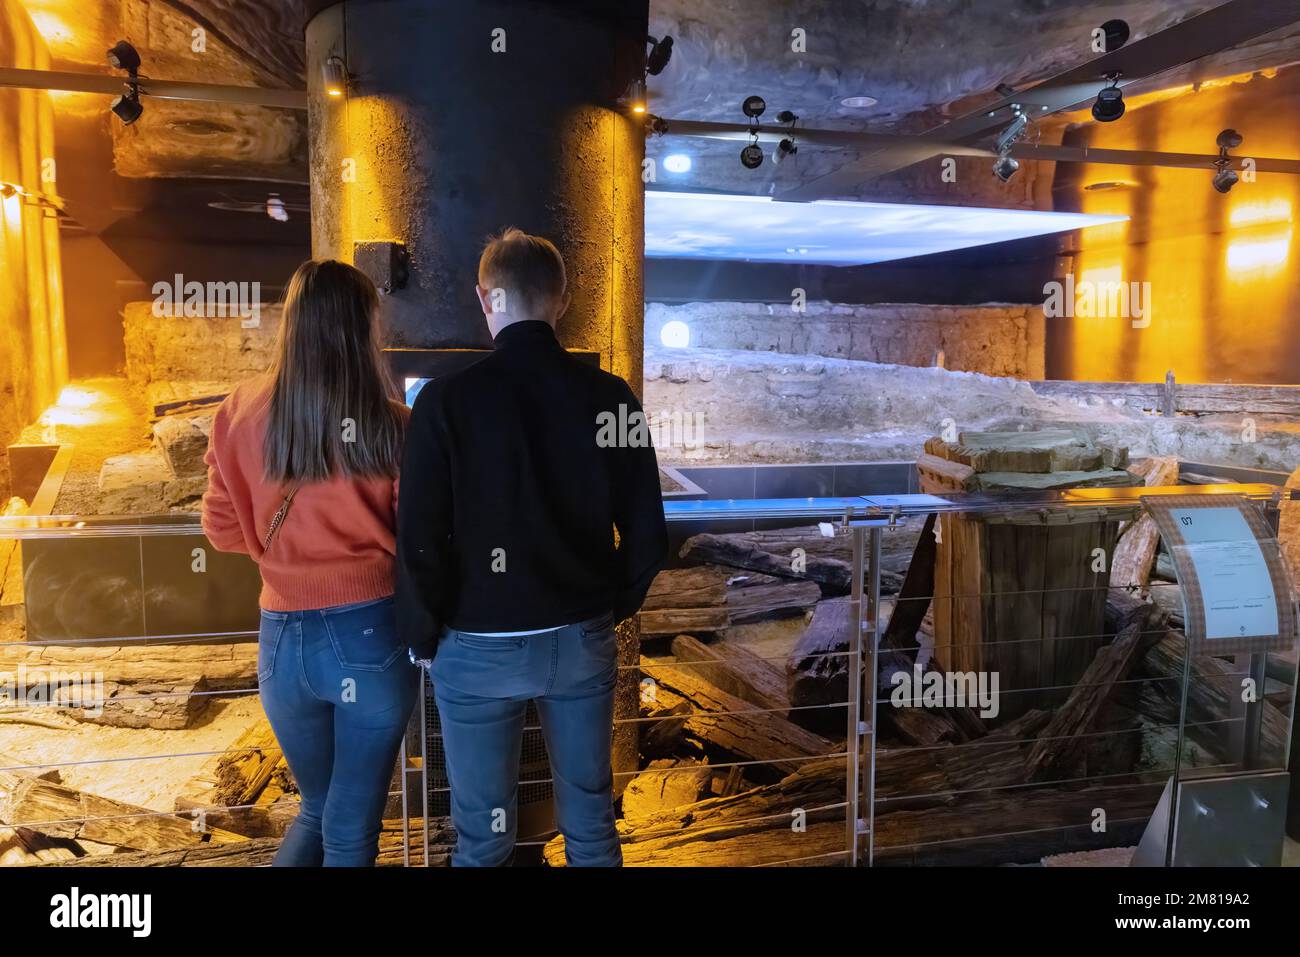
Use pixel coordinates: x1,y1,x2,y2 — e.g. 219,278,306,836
322,56,348,97
1212,164,1239,194
740,144,764,169
646,35,674,76
992,154,1020,183
663,153,692,174
742,95,766,119
840,95,878,108
1091,74,1125,122
1213,128,1243,193
773,137,798,164
106,40,141,75
111,89,143,125
0,183,18,199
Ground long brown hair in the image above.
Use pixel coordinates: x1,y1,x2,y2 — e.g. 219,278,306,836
263,260,404,483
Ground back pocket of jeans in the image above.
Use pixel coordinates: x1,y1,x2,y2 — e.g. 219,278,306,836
322,599,402,672
454,632,528,652
258,614,287,683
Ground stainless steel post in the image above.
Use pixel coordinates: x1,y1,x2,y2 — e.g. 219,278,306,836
846,524,865,865
866,526,883,866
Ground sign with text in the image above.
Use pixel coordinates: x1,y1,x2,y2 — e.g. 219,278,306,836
1146,495,1296,655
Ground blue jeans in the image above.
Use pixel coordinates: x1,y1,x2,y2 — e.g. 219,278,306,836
257,596,419,866
429,612,621,867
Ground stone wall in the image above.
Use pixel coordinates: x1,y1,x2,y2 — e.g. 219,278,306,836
123,302,281,407
643,345,1300,473
645,301,1046,379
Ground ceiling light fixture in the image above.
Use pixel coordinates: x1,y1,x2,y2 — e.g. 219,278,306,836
1213,128,1243,193
106,40,144,125
1091,73,1125,123
840,95,878,108
991,111,1029,182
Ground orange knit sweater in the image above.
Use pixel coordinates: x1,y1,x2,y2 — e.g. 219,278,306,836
200,377,407,612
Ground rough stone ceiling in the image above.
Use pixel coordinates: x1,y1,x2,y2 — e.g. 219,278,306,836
14,0,1300,203
644,0,1300,201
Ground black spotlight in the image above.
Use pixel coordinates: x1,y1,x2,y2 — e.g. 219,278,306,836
646,35,674,76
1212,163,1239,194
1213,129,1243,193
740,143,764,169
992,153,1020,182
1098,19,1130,52
111,89,143,125
107,40,141,74
1092,76,1125,122
742,95,766,119
773,138,798,164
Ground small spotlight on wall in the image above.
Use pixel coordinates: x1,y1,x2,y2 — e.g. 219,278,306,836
0,183,18,199
773,138,798,164
663,153,692,174
322,56,348,97
106,41,141,74
1091,74,1125,122
1213,128,1243,193
107,39,144,125
626,77,647,114
646,35,674,76
742,95,766,119
660,320,691,348
740,144,764,169
111,89,143,125
992,154,1020,182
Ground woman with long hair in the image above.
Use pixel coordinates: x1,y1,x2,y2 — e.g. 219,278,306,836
201,260,415,866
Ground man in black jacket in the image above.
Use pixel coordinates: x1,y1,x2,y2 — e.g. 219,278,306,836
396,227,667,867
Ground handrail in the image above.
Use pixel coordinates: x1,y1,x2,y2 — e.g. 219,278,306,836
0,483,1287,537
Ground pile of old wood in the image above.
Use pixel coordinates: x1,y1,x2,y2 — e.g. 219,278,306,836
544,444,1290,866
0,640,301,865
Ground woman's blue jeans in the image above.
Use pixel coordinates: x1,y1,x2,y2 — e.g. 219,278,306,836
257,596,419,866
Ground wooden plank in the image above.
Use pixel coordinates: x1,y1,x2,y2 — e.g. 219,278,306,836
670,634,789,712
1111,456,1180,591
1030,380,1300,416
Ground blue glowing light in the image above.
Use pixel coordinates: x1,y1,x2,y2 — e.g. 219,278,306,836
644,191,1128,266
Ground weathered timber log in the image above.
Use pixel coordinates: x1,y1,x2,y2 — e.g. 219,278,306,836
622,760,713,823
787,598,853,715
670,635,789,712
174,715,284,829
1138,630,1290,759
0,641,258,689
725,574,822,624
545,740,1156,866
679,532,853,593
640,660,837,776
638,606,729,637
40,818,456,867
0,765,241,854
640,701,693,759
643,567,727,611
1025,620,1156,780
1111,456,1179,591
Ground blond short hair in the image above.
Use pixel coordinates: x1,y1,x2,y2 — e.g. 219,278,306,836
478,227,567,319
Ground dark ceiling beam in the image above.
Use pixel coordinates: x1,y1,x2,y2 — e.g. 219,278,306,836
0,66,307,110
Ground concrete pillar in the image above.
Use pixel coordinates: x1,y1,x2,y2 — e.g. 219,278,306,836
304,0,648,389
305,0,650,811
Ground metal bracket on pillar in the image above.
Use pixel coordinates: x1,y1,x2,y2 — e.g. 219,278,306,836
354,241,410,295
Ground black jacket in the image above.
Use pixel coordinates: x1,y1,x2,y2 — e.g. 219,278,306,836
395,320,668,658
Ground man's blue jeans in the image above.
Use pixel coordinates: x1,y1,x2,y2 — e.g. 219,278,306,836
429,612,622,867
258,596,419,866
